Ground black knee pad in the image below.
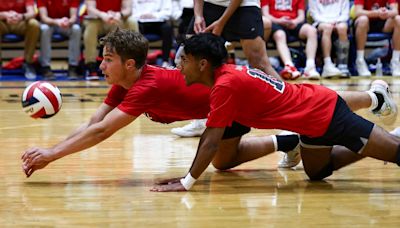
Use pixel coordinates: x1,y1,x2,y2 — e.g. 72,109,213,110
308,161,334,181
396,145,400,167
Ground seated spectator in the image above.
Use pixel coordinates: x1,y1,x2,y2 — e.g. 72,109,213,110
354,0,400,76
309,0,351,78
132,0,174,67
84,0,138,80
0,0,39,80
38,0,82,80
262,0,320,80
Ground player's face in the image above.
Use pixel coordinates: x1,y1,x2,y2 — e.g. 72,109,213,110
180,53,201,86
100,47,125,84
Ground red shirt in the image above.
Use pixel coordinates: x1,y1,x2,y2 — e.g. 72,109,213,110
262,0,305,19
37,0,80,18
104,65,211,124
92,0,122,12
0,0,34,13
206,65,338,137
354,0,396,10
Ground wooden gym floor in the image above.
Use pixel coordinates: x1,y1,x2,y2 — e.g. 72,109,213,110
0,78,400,227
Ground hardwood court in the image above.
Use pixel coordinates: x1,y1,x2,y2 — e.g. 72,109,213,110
1,78,400,227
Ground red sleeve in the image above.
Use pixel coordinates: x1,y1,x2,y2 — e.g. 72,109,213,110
354,0,364,5
71,0,80,8
298,0,305,10
36,0,45,8
104,85,128,107
206,86,237,128
260,0,268,7
25,0,35,6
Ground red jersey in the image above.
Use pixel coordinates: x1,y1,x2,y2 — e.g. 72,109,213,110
0,0,34,13
262,0,305,19
37,0,80,18
206,65,338,137
354,0,396,10
104,65,211,124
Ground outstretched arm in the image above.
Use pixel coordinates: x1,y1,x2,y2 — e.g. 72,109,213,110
204,0,242,35
151,127,225,192
21,105,137,177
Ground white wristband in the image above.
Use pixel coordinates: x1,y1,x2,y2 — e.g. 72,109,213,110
180,173,197,190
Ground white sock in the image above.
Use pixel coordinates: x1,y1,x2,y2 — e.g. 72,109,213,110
305,59,315,69
324,57,333,65
366,90,378,110
271,135,278,151
356,50,365,61
392,50,400,62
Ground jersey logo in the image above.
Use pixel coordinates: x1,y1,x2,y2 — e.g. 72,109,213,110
246,68,285,93
275,0,293,11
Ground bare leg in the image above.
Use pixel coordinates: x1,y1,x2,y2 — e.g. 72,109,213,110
212,136,276,170
337,91,372,111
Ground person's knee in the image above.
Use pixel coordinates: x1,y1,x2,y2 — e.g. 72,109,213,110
212,160,232,170
356,16,369,29
273,30,286,41
305,161,334,181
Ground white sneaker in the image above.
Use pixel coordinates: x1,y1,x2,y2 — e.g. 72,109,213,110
278,144,301,168
369,80,398,125
302,66,321,80
390,127,400,137
391,59,400,77
322,63,342,78
356,59,371,76
171,119,206,137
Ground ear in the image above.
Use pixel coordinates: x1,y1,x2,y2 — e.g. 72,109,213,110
125,59,136,70
199,59,208,72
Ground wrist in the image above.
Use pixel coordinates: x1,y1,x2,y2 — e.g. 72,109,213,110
180,173,197,190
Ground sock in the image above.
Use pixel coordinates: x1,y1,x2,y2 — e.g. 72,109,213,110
372,92,384,112
366,90,378,110
276,134,299,152
324,57,333,65
392,50,400,62
356,50,365,61
305,59,315,69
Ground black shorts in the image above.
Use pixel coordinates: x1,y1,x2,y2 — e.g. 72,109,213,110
300,96,374,153
354,19,386,33
187,2,264,41
271,22,305,39
222,122,251,139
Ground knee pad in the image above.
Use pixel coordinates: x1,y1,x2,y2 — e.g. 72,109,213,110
396,145,400,167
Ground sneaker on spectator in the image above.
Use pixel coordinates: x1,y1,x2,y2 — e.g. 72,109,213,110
391,59,400,77
322,63,342,78
171,119,206,137
279,64,301,80
86,62,99,81
23,62,36,80
369,80,397,125
390,127,400,137
337,64,351,78
41,66,55,80
356,58,371,76
302,66,320,80
68,65,79,80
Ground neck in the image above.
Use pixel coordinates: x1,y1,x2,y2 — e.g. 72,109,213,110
120,67,143,89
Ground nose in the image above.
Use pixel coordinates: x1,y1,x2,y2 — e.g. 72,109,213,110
99,60,105,71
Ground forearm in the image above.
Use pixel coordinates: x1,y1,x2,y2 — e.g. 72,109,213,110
194,0,204,18
121,0,132,19
218,0,242,25
69,8,78,24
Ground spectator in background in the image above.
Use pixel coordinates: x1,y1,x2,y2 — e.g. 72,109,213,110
132,0,174,67
0,0,39,80
309,0,351,78
354,0,400,76
84,0,138,80
172,0,194,43
38,0,82,80
262,0,320,80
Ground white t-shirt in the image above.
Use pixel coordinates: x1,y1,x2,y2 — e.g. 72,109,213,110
309,0,349,24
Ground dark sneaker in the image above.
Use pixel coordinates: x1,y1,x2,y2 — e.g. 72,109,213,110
86,62,99,81
41,66,55,80
23,62,37,80
68,65,79,80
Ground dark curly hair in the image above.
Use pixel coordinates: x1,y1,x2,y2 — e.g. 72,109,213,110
100,28,149,68
183,33,227,68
